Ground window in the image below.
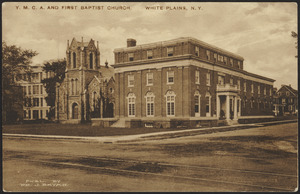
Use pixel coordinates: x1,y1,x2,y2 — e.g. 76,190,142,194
147,72,153,86
195,70,200,84
33,98,39,107
224,56,228,64
33,110,39,119
230,78,233,85
286,91,289,96
147,50,153,59
264,87,266,95
128,53,134,61
127,93,136,117
23,86,26,95
71,79,74,95
251,83,254,93
237,61,241,69
24,110,27,118
75,79,78,94
40,110,43,119
92,92,97,111
244,82,247,92
194,91,201,117
28,86,32,95
128,75,134,87
250,98,254,108
230,58,233,66
40,98,43,107
206,72,211,86
195,46,199,56
73,52,76,68
206,50,211,60
218,75,225,86
167,47,174,56
89,53,93,69
258,85,260,94
282,98,286,104
167,71,174,84
40,85,43,94
145,92,155,117
205,92,211,117
33,85,39,95
218,55,224,62
166,91,175,116
28,110,31,119
270,88,272,96
237,80,241,90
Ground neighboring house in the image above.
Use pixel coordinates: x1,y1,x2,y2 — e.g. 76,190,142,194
111,37,275,128
55,37,114,123
15,65,51,120
273,85,298,116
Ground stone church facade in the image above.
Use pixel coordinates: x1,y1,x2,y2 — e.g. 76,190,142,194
55,38,114,123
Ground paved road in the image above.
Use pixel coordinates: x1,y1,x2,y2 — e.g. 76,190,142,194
3,122,298,192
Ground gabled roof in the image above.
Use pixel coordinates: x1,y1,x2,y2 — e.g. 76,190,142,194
277,85,298,96
69,38,96,49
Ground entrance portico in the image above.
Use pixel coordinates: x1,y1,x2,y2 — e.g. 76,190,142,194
216,84,241,124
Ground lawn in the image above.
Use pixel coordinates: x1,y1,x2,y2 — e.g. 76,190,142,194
2,123,187,137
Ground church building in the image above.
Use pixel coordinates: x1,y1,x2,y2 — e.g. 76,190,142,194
55,38,114,123
112,37,275,128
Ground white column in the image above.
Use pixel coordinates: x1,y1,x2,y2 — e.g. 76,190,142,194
226,95,230,120
234,96,238,120
216,95,220,119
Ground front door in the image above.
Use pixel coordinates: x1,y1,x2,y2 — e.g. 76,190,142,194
72,103,78,119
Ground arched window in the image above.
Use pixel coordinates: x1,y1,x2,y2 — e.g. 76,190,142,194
71,79,74,95
127,93,136,117
145,92,155,117
194,90,201,117
73,52,76,68
165,90,176,117
93,91,97,111
89,53,93,69
205,92,211,117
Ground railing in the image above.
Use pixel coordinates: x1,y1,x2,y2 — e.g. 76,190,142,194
216,83,238,92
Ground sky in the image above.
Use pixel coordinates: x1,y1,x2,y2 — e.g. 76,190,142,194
2,2,298,89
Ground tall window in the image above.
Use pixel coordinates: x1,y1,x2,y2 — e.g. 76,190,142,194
33,98,39,107
194,91,201,117
73,52,76,68
127,93,136,117
230,78,233,85
251,83,254,93
270,88,272,96
167,47,174,56
195,46,200,56
237,80,241,90
33,85,39,95
206,50,211,60
264,87,266,95
93,91,97,111
237,61,241,69
128,74,134,87
206,72,211,86
195,70,200,84
28,86,32,95
71,79,74,95
205,92,211,117
230,58,233,66
218,75,225,85
145,92,155,117
89,53,93,69
213,53,217,61
167,71,174,84
147,50,153,59
128,53,134,61
166,90,175,116
75,79,78,94
224,56,228,64
147,72,153,86
244,82,247,92
40,85,43,94
40,98,43,107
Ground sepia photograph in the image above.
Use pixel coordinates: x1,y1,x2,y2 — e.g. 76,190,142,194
2,2,298,192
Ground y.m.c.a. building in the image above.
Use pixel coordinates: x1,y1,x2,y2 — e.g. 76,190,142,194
111,37,275,128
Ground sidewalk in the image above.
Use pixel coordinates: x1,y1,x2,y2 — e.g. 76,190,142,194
3,119,297,143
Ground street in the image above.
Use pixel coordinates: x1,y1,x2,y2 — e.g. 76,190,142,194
3,122,298,192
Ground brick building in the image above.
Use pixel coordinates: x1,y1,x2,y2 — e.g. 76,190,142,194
111,37,275,128
15,65,51,120
273,85,298,116
55,38,114,123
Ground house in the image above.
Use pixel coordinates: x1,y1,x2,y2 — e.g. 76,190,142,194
273,85,298,116
111,37,275,128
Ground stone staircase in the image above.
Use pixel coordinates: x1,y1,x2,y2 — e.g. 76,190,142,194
110,118,126,128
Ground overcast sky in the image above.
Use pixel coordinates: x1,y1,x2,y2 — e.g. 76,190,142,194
2,2,298,89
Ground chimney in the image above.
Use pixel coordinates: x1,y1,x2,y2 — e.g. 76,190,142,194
127,38,136,47
289,84,291,87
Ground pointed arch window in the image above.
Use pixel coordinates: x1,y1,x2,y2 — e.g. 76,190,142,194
73,52,76,68
127,93,136,117
145,92,155,117
89,53,93,69
165,90,176,117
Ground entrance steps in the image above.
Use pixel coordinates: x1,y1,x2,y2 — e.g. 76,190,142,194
110,118,126,128
217,119,238,126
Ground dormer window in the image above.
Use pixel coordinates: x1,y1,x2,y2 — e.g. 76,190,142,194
195,46,200,56
224,56,228,64
218,55,224,62
167,47,174,56
206,50,211,60
128,53,134,61
213,53,217,61
147,50,153,59
237,61,241,69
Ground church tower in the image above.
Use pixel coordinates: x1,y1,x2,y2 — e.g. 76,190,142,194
63,37,100,121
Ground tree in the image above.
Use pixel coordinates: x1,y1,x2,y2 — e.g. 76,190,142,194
2,42,38,123
291,31,298,58
41,60,66,120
